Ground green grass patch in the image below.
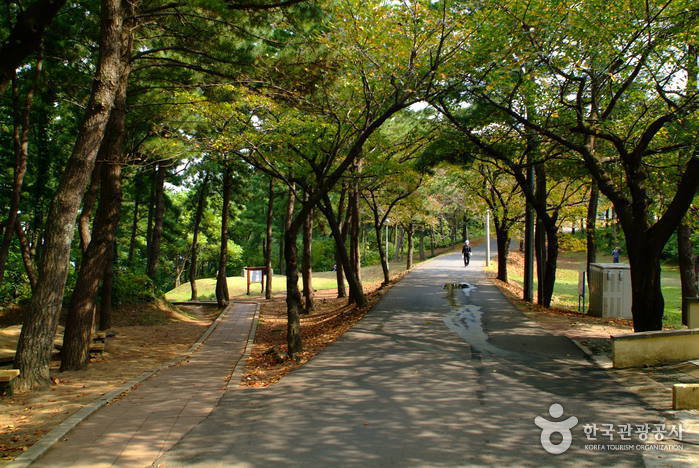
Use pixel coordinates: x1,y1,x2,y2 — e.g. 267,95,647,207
164,259,418,302
487,251,684,328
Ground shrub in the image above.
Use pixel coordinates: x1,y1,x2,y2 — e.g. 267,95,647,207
113,270,157,305
558,233,586,252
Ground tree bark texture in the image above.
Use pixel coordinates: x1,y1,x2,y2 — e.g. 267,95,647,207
0,54,42,287
14,0,127,391
419,230,425,261
61,56,130,371
586,180,599,279
495,222,510,283
348,188,361,303
334,188,348,297
216,167,232,307
301,195,314,313
78,165,102,255
678,218,698,324
146,162,166,281
284,226,302,359
320,195,367,308
15,220,37,290
406,223,414,270
371,213,390,286
264,177,274,300
393,226,404,262
189,176,209,301
127,174,142,266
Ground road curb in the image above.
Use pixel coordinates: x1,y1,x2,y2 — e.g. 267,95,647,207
6,303,232,468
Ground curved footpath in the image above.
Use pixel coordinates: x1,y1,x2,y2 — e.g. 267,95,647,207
9,303,258,468
14,243,697,467
154,244,690,467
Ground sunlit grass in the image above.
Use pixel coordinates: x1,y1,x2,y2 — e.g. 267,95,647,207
487,250,684,328
165,256,439,302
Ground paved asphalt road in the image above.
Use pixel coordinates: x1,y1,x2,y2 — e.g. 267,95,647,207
155,243,665,467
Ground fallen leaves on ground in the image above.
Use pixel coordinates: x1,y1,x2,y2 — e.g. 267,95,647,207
0,303,218,462
241,274,408,388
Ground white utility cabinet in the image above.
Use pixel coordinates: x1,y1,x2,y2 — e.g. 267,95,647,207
588,263,632,319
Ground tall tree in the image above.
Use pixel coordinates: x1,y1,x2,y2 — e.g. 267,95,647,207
189,174,210,301
146,162,166,281
216,164,232,307
462,0,699,330
14,0,131,390
0,52,43,286
264,177,274,300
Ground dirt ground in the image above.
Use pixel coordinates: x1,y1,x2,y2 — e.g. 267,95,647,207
0,302,219,462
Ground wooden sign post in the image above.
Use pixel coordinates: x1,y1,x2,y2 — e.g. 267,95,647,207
244,266,271,295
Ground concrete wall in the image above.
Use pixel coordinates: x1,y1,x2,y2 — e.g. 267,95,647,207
612,329,699,368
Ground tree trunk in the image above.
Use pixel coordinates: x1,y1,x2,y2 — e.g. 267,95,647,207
284,225,302,359
0,54,42,287
320,195,367,307
99,240,115,331
335,189,349,298
280,188,295,276
419,229,425,261
264,177,274,300
216,166,232,307
60,57,129,371
78,165,101,254
348,189,361,302
278,227,285,275
586,180,599,278
371,212,390,286
406,223,414,270
495,222,510,283
146,168,155,263
147,162,166,281
429,227,435,257
394,226,404,262
535,214,546,304
301,194,314,313
15,220,37,290
678,218,698,325
127,174,142,266
625,231,665,331
541,225,558,308
189,176,209,301
13,0,128,391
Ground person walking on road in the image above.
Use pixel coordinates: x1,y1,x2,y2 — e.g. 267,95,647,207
462,240,472,266
612,246,621,263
